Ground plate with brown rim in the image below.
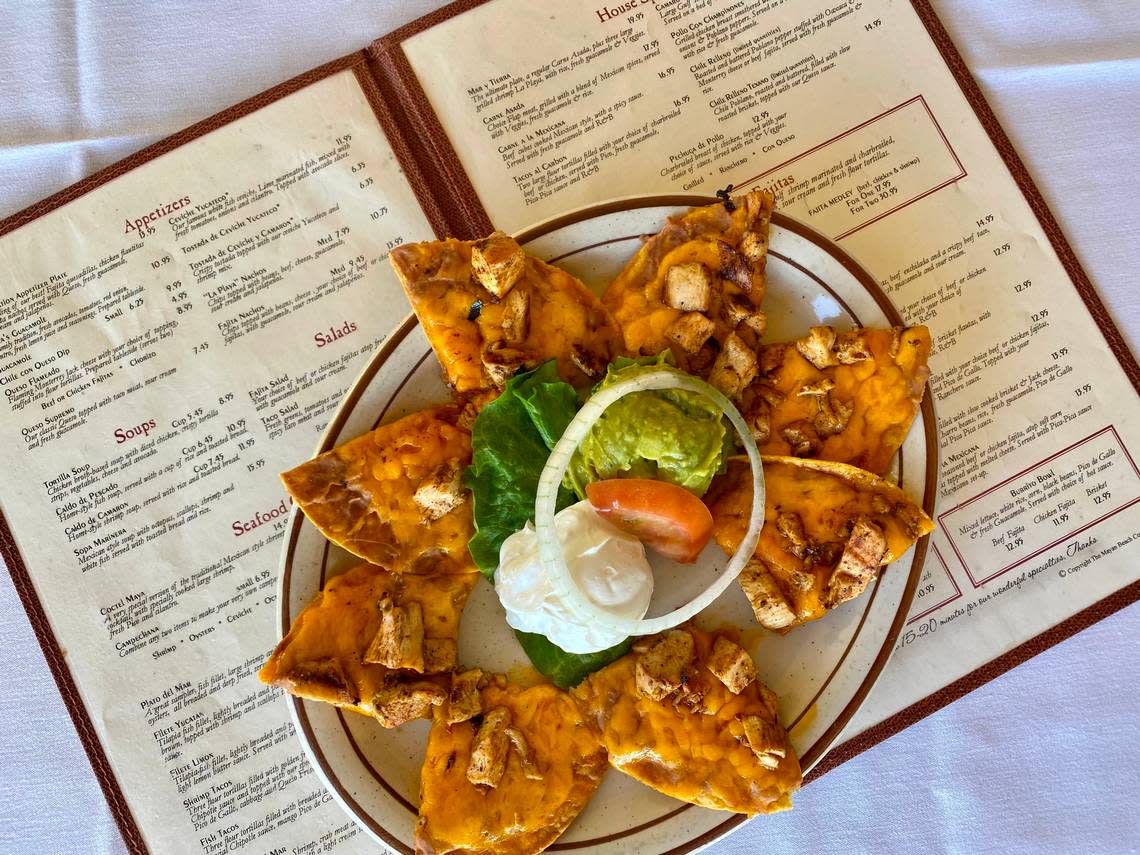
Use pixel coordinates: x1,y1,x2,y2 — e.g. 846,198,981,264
277,194,937,854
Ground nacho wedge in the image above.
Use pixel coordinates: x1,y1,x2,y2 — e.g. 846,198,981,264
416,675,607,855
259,562,477,727
572,626,801,815
743,325,931,475
281,405,476,575
602,190,775,389
709,456,934,631
390,233,621,393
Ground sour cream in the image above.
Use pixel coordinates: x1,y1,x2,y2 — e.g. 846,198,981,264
494,501,653,653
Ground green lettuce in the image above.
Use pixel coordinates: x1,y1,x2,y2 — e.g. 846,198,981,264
513,631,630,690
464,360,578,578
464,361,629,688
564,354,732,499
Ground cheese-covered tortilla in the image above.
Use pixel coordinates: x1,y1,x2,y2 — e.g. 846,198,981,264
416,675,607,855
602,190,774,392
259,562,478,727
390,233,622,393
709,455,934,631
281,405,476,575
573,626,801,815
742,325,931,475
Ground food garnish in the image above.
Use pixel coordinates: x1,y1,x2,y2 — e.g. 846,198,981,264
585,478,714,563
564,354,732,498
464,360,578,578
534,368,765,640
495,501,653,654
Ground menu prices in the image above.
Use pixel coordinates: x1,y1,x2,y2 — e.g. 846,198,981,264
405,0,1140,737
1,1,1138,852
0,68,427,853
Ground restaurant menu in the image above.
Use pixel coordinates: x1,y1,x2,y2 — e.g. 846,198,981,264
1,1,1136,852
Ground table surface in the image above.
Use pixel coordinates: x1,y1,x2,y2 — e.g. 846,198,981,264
1,2,1138,853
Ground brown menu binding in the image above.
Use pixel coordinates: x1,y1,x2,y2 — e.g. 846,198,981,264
0,2,1138,853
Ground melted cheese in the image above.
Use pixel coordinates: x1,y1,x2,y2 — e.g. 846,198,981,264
754,326,931,475
416,679,607,855
281,406,475,574
390,238,622,393
259,562,476,720
603,191,773,371
710,456,934,626
572,627,801,815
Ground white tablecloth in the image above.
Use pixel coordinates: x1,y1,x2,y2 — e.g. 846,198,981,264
1,2,1138,853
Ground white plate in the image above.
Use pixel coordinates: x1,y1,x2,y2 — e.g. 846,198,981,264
277,195,937,854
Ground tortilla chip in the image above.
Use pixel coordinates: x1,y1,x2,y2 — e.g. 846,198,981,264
709,455,934,631
416,676,607,855
602,190,775,378
259,562,477,727
572,626,801,815
281,405,475,575
390,234,622,393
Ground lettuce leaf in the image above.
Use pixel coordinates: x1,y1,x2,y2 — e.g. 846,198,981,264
465,361,632,688
513,630,630,690
464,361,578,578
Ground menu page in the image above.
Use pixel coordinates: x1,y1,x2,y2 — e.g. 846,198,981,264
0,68,428,853
402,0,1140,732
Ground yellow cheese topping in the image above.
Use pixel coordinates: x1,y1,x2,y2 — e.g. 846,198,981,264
281,405,475,575
259,562,476,721
710,456,933,627
572,627,801,815
754,326,932,475
390,238,621,393
416,679,607,855
602,190,774,373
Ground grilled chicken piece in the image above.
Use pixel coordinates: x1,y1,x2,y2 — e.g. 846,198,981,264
666,311,716,353
259,563,477,725
826,516,889,607
467,707,512,788
471,231,525,299
634,629,696,701
364,594,425,671
444,668,485,725
795,326,839,369
706,636,757,694
413,460,466,522
738,560,797,630
373,677,447,728
708,332,759,399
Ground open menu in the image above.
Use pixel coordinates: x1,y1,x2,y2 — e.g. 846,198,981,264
1,0,1136,852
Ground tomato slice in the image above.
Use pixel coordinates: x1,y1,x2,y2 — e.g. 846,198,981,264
585,478,714,564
